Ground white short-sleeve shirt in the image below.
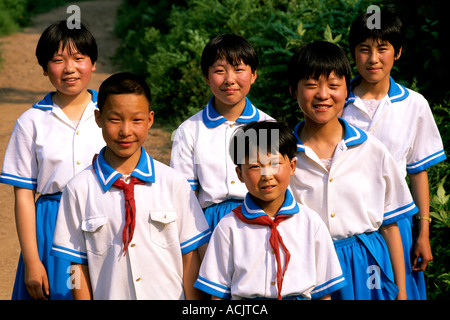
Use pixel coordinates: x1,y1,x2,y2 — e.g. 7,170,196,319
290,118,418,241
342,76,446,177
170,97,273,208
0,90,105,194
194,190,346,300
51,147,211,300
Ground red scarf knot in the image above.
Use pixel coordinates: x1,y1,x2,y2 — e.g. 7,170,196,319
233,205,291,300
113,176,145,255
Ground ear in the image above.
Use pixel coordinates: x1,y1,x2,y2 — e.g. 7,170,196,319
394,47,402,60
94,109,102,128
289,157,297,176
235,166,244,183
250,70,257,84
91,61,97,72
147,110,155,130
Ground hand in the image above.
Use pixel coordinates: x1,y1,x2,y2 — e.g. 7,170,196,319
412,235,433,272
24,261,50,300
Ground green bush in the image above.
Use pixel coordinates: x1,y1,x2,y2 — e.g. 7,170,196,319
0,0,27,36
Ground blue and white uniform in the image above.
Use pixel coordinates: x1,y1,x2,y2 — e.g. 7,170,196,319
0,90,104,300
290,118,418,299
51,147,211,300
194,190,346,300
342,76,447,299
170,97,273,230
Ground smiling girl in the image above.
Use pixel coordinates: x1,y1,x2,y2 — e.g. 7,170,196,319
0,20,104,300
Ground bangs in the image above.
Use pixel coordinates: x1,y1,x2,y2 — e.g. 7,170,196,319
288,41,352,97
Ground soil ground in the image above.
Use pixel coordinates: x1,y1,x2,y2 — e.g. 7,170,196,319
0,0,172,299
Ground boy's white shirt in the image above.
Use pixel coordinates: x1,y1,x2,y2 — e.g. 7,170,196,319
342,76,446,177
0,90,105,194
170,97,273,209
195,189,346,299
51,146,211,300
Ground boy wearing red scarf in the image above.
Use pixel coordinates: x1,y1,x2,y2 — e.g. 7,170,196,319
51,73,211,299
194,121,345,300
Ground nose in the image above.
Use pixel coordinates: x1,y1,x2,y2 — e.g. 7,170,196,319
315,84,330,100
224,70,236,85
64,59,76,73
368,49,379,64
119,121,132,137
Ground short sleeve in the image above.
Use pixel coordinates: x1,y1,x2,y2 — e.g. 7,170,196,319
382,151,418,226
173,173,210,254
194,223,233,299
0,118,38,189
51,183,88,264
311,221,346,299
406,97,446,174
170,125,199,191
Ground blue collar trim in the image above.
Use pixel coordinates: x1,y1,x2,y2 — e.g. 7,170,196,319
93,146,155,192
202,97,260,128
293,117,368,152
241,189,299,219
345,75,409,106
32,89,98,110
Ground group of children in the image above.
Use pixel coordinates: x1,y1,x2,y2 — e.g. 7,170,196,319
0,9,446,300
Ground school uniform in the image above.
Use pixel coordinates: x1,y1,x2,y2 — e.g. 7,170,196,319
342,76,447,300
290,118,418,300
0,90,104,300
194,189,346,300
170,97,273,231
51,146,211,300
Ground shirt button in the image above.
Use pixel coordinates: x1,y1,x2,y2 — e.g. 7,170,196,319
271,281,276,286
76,160,81,165
136,278,141,282
230,180,235,185
230,124,234,128
331,212,336,218
76,130,80,135
329,177,334,182
130,243,136,248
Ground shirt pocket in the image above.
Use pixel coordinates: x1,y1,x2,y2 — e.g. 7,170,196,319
81,216,113,255
149,210,178,248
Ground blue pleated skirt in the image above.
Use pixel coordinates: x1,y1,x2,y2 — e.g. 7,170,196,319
331,232,398,300
11,193,72,300
203,199,243,232
397,217,427,300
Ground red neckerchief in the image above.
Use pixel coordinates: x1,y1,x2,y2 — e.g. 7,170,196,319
92,154,144,255
233,205,292,300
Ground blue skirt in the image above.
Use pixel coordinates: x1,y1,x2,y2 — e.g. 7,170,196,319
12,193,72,300
397,216,427,300
203,199,243,232
331,232,398,300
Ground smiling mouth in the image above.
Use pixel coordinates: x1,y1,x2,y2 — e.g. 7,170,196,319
313,104,331,110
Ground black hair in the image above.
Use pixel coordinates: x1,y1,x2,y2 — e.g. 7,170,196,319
349,8,403,59
287,41,352,97
36,20,97,71
201,34,258,77
97,72,152,112
230,121,297,167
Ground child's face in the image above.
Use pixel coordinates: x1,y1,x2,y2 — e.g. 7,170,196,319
236,151,296,215
295,72,347,125
95,93,154,170
354,38,401,85
44,41,96,97
205,58,257,113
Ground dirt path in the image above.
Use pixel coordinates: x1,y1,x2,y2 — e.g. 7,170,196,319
0,0,172,299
